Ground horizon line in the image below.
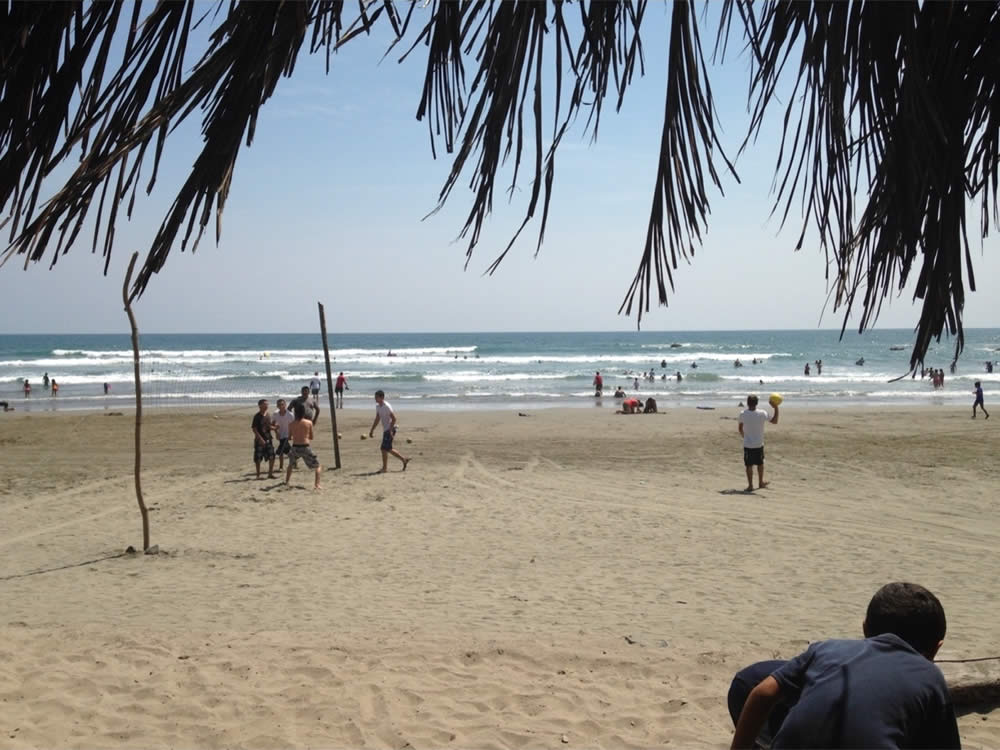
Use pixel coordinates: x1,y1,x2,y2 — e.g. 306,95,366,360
3,327,997,336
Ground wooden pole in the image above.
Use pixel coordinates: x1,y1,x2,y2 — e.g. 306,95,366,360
122,252,150,551
318,302,341,470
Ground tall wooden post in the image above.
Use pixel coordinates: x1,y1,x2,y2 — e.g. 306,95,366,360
318,302,342,470
123,253,150,550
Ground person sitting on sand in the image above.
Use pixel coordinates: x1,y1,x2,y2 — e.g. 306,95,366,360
643,397,657,414
0,401,13,412
286,401,321,490
728,582,959,750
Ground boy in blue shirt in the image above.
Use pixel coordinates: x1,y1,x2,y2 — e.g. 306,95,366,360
729,582,960,749
972,380,989,419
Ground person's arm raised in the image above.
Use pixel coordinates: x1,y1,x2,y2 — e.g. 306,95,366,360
770,404,779,424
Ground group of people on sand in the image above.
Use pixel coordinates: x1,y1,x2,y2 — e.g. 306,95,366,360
616,396,657,414
250,380,408,489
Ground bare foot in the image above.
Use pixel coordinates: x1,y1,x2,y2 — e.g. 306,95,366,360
313,485,322,491
402,458,410,471
378,468,387,474
267,473,276,479
759,481,770,489
745,485,754,492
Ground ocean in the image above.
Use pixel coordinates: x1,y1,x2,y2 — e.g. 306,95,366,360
2,330,998,413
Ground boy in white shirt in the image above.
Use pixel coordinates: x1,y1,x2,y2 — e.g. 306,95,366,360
270,398,295,471
369,390,410,473
738,394,779,491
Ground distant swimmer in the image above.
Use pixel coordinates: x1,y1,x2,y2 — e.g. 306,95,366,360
856,357,865,366
593,371,604,396
613,387,626,398
633,377,640,390
676,371,683,382
691,362,698,369
752,358,758,365
310,371,321,399
23,378,30,397
104,382,110,395
43,372,49,389
734,359,743,368
661,359,667,368
51,379,59,395
804,363,811,376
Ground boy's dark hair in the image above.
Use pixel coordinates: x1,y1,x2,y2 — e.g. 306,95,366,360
258,398,267,406
747,394,759,407
375,389,385,399
865,582,946,654
293,401,305,420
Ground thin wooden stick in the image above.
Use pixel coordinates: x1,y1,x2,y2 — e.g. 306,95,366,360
318,302,341,470
122,252,150,550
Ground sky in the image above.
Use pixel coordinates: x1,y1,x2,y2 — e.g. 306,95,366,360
2,4,999,336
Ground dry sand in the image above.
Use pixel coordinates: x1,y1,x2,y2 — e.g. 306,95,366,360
1,404,998,748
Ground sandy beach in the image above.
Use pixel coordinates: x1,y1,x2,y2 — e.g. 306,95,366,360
1,404,998,748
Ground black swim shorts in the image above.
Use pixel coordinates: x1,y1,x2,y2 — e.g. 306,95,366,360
743,446,764,466
275,438,291,456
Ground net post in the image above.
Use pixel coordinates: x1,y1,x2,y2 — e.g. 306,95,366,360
318,302,341,470
122,252,151,550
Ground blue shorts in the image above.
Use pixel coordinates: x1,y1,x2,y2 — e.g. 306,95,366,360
380,429,395,452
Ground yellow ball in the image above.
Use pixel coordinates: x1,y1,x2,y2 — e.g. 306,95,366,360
769,393,783,406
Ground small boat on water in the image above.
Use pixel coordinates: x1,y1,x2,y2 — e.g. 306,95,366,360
889,346,906,351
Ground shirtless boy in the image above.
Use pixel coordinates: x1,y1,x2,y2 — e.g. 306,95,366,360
286,401,322,490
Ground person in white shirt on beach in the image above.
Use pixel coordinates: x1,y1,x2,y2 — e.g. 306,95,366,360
369,390,409,474
271,398,295,471
738,394,779,492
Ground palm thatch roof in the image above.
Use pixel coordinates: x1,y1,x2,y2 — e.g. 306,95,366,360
2,0,998,367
